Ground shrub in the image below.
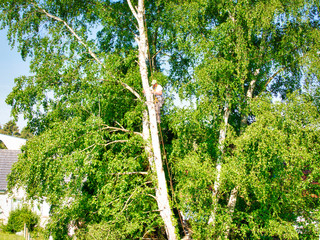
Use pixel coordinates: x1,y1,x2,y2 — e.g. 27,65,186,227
4,205,39,233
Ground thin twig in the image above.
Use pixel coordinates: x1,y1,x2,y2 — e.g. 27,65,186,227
146,193,157,201
115,121,124,129
79,144,96,153
142,209,161,214
109,172,148,175
102,125,143,137
120,191,135,213
265,67,286,88
259,66,286,96
100,140,128,146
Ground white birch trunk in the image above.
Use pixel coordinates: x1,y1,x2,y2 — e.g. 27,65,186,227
224,78,257,237
142,109,155,169
128,0,177,239
224,186,239,238
208,102,230,225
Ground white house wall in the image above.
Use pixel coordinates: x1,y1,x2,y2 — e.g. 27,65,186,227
0,188,50,227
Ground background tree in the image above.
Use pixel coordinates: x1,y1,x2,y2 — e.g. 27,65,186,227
165,0,320,238
223,93,320,239
0,120,20,137
20,126,33,139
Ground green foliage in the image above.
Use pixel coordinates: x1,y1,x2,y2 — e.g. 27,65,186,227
0,120,32,141
0,141,7,149
4,205,39,233
1,0,320,239
223,93,320,239
0,120,20,137
8,115,162,238
20,126,33,139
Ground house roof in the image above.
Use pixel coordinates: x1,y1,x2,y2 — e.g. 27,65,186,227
0,150,21,192
0,134,26,150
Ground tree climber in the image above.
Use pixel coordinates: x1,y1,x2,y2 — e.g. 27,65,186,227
151,80,164,123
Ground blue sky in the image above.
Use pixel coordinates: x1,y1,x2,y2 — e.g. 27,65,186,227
0,29,29,129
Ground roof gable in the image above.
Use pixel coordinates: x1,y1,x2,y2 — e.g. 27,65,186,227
0,134,26,150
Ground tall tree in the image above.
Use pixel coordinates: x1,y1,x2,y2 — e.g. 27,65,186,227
2,0,320,239
166,0,320,238
1,0,178,238
224,92,320,239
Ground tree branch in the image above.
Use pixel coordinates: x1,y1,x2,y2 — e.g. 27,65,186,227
120,180,152,213
99,79,142,101
102,125,143,137
260,66,286,95
34,7,105,69
109,172,148,175
79,144,96,153
127,0,138,20
146,193,157,201
100,140,128,147
151,35,179,60
33,3,143,102
247,79,256,99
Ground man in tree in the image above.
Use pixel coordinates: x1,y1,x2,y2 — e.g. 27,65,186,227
151,80,163,123
1,1,178,238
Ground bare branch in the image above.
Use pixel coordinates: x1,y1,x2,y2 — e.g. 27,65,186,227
121,192,134,213
151,35,179,60
120,180,149,213
143,209,161,214
261,66,286,94
34,7,105,69
109,172,148,175
127,0,138,20
115,121,124,129
100,140,128,147
79,144,96,153
32,3,144,102
102,125,143,137
146,193,157,201
120,82,142,100
247,79,256,99
99,79,142,101
134,35,140,46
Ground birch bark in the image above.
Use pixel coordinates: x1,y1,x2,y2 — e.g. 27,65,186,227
224,78,257,238
208,101,230,226
127,0,177,239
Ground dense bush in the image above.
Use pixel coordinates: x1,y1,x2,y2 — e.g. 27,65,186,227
4,205,39,233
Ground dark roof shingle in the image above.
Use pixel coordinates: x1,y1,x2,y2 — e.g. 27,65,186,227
0,150,21,191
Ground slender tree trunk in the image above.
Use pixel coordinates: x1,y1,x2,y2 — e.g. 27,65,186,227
224,78,257,238
142,110,154,169
128,0,177,239
224,186,239,238
208,101,230,226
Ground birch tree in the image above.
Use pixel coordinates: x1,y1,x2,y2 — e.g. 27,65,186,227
127,0,177,239
2,0,177,238
167,0,320,238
